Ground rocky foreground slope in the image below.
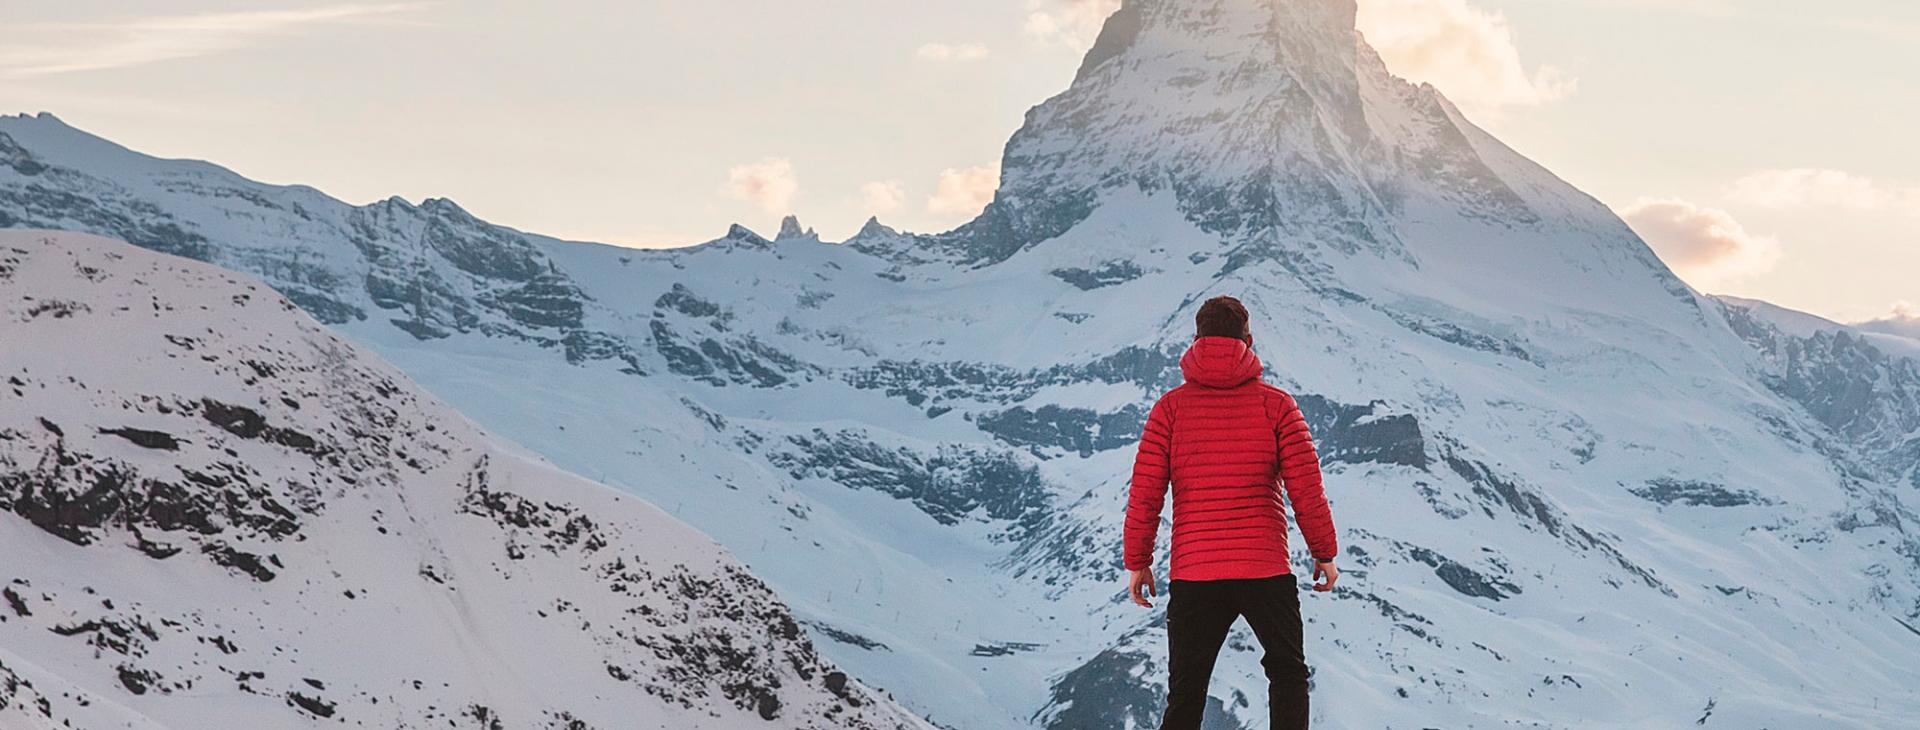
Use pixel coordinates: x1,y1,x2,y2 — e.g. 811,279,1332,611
0,230,930,730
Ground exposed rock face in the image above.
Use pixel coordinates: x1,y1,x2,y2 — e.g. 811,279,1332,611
1719,297,1920,487
0,231,929,730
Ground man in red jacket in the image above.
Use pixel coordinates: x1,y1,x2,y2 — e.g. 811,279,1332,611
1125,295,1339,730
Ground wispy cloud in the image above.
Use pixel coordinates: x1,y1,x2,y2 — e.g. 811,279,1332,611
926,163,1000,219
861,181,906,215
1726,169,1920,217
1024,0,1119,51
1356,0,1575,120
726,158,799,216
1852,301,1920,340
1823,17,1920,43
916,43,990,62
1619,198,1783,290
0,3,429,78
1537,0,1733,14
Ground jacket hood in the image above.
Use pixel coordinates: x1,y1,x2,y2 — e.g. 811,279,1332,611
1180,336,1263,388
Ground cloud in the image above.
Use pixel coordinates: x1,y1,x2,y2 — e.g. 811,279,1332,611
726,158,799,216
1024,0,1120,51
1534,0,1732,13
1725,169,1920,216
1354,0,1575,119
1022,0,1574,119
1619,198,1783,289
927,163,1000,218
861,181,906,215
0,4,429,78
1852,301,1920,341
916,43,990,62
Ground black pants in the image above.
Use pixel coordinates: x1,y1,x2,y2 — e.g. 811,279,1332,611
1160,574,1308,730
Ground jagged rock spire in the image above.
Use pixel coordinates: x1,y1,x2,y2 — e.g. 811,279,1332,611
776,214,818,243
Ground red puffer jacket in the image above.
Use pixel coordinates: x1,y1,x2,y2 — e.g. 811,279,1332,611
1124,336,1337,582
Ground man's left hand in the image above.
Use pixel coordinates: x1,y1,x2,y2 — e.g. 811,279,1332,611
1311,560,1339,592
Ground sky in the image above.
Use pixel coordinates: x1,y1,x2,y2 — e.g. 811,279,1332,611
1,0,1915,326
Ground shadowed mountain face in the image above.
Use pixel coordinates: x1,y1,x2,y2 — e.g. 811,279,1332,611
4,0,1920,727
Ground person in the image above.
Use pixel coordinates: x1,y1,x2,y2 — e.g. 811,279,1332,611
1123,295,1340,730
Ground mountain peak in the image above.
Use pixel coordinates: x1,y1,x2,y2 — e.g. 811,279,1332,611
3,111,68,126
929,0,1602,273
421,197,470,215
723,222,771,247
776,214,818,243
934,0,1401,265
855,216,896,238
1075,0,1360,84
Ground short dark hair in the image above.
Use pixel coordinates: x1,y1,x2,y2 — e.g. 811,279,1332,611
1195,296,1250,340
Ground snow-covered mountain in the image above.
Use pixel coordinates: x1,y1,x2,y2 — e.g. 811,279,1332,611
0,230,930,730
5,0,1920,726
1715,296,1920,493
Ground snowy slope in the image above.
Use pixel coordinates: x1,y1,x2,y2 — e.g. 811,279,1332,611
0,230,930,730
6,0,1920,727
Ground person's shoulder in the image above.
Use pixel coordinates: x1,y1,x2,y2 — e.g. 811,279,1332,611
1251,382,1304,426
1148,383,1205,417
1253,381,1298,407
1153,384,1190,407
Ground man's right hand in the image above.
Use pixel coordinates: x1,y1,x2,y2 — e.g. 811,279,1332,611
1128,568,1158,608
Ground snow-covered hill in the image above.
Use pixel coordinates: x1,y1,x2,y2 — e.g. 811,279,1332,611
6,0,1920,727
0,230,930,730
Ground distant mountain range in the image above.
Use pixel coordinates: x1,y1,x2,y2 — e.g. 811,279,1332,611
4,0,1918,727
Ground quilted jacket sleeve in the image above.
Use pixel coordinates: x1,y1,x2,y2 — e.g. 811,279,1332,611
1123,395,1174,571
1274,392,1338,561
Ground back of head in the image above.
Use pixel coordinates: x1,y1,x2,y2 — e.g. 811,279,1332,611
1195,296,1250,342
